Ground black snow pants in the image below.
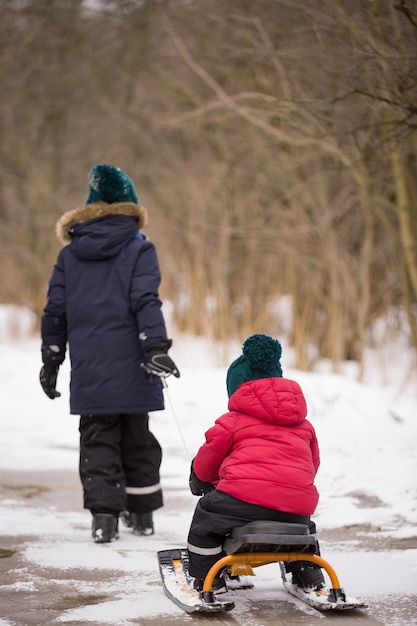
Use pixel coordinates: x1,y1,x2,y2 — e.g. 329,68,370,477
187,490,320,579
79,413,163,515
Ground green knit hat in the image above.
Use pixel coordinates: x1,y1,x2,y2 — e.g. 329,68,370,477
226,334,283,397
86,164,139,205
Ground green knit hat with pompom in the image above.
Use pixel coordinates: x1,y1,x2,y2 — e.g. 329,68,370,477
86,164,139,205
226,334,283,397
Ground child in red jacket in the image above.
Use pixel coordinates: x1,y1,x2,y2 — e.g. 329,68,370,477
187,333,325,593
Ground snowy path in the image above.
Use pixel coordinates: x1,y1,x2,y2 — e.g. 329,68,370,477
0,331,416,624
0,470,416,626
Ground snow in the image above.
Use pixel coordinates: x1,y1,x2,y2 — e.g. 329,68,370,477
0,304,417,623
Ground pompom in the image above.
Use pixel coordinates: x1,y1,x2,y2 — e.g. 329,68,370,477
242,334,282,373
226,333,283,397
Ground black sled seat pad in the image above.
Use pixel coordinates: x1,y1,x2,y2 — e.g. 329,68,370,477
223,521,318,554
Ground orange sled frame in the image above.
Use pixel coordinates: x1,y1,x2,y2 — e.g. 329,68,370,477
199,521,346,605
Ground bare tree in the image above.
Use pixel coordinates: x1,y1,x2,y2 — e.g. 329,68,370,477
0,0,415,373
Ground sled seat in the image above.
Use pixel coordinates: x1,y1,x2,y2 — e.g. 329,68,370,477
224,521,318,554
203,521,347,605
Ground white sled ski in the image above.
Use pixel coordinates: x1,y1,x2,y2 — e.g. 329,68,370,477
157,549,235,614
279,563,368,611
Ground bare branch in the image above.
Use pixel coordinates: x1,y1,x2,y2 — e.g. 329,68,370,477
160,13,349,164
252,17,294,99
394,1,417,30
156,92,278,127
354,89,417,115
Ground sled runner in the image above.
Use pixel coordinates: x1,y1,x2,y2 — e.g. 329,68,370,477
158,548,235,613
158,521,368,614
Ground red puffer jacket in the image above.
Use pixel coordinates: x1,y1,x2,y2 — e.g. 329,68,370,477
193,377,320,516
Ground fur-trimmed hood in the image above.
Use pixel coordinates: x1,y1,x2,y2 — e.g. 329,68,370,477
56,202,148,246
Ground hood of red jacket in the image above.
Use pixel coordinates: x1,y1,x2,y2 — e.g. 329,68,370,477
227,377,307,427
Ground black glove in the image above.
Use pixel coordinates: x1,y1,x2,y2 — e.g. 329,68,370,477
39,360,61,399
142,343,180,379
189,460,215,496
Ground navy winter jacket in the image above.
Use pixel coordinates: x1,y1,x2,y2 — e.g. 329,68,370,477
41,202,168,415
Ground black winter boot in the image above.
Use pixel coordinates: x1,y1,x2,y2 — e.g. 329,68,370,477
120,511,154,536
290,563,325,590
193,576,227,595
92,513,119,543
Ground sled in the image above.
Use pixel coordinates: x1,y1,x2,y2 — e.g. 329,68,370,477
158,520,368,614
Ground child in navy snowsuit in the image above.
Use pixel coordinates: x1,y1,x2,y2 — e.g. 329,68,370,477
187,334,325,592
40,164,180,542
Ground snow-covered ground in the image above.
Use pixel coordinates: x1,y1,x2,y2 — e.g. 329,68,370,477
0,305,416,624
